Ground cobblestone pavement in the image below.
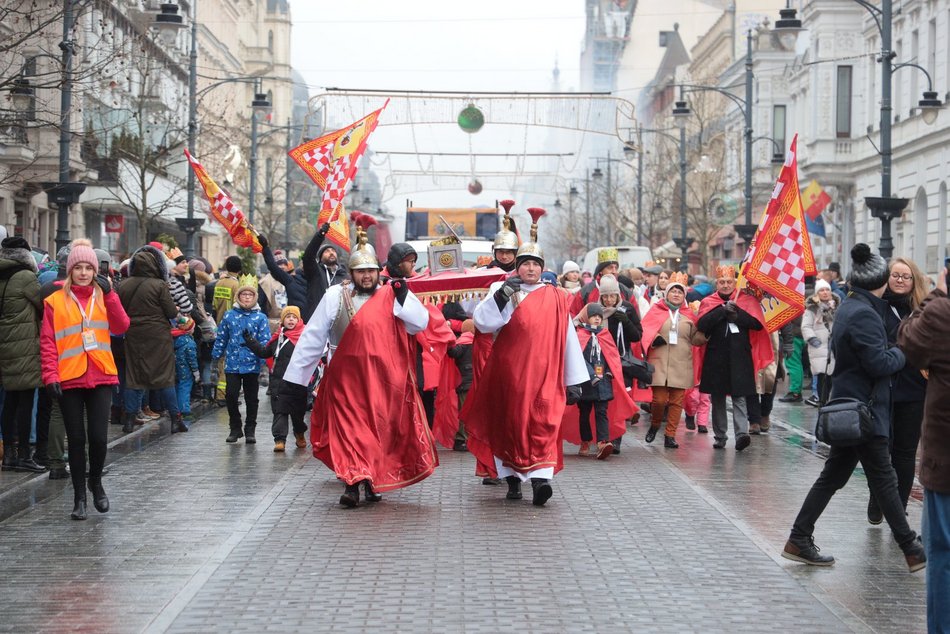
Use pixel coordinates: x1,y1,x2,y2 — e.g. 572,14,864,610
0,390,927,633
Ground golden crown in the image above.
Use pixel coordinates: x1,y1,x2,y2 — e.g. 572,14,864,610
237,273,258,290
715,265,736,279
668,272,689,288
598,247,619,264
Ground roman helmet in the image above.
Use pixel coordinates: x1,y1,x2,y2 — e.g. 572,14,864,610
515,207,546,265
348,211,381,270
492,199,520,251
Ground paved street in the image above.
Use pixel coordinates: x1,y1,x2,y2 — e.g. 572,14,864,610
0,391,926,633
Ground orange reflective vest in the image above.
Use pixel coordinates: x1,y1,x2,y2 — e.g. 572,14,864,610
45,289,117,382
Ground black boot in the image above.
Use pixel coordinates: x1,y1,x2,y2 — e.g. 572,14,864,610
122,412,136,433
340,483,360,508
531,478,553,506
226,428,244,443
664,435,679,448
505,475,523,500
88,477,110,513
15,448,47,473
1,445,18,471
244,425,256,444
645,426,659,443
109,405,124,426
362,480,382,502
71,493,88,520
170,413,188,434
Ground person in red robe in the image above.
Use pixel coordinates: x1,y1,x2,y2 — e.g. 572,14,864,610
465,207,588,506
279,223,437,508
696,265,773,451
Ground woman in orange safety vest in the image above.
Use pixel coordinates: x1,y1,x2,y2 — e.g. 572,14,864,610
40,238,129,520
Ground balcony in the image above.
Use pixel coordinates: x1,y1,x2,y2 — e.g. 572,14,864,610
0,119,35,164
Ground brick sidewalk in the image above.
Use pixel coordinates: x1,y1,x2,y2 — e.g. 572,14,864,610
0,395,928,633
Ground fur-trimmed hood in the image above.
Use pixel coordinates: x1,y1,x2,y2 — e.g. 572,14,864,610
128,245,168,281
0,247,39,274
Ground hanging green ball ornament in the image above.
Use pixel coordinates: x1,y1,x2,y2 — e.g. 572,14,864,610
458,104,484,133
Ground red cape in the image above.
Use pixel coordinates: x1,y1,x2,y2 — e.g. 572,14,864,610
415,303,456,391
560,327,635,445
309,286,439,491
465,286,570,477
639,301,704,387
697,290,773,372
432,332,473,449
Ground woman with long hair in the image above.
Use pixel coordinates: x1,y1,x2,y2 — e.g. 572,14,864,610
40,239,129,519
867,256,929,524
801,279,839,407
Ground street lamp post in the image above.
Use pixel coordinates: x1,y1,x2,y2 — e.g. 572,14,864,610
48,0,86,252
776,3,942,259
672,100,691,272
249,81,270,225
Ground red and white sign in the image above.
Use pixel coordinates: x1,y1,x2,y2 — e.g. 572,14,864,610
104,214,124,233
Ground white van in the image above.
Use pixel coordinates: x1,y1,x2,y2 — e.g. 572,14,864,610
581,246,654,275
407,239,495,273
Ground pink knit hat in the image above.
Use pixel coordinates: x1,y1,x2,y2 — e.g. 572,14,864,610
65,238,99,273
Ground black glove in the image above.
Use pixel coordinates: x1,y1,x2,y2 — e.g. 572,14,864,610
257,234,269,249
614,310,631,324
724,300,738,322
318,223,331,236
566,385,582,405
276,380,309,415
95,274,112,295
242,329,254,345
493,276,522,311
391,278,409,306
46,382,63,400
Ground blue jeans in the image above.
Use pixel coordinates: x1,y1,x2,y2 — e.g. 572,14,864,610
923,489,950,633
176,375,193,416
124,387,180,419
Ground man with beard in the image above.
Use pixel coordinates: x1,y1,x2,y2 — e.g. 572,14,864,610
465,208,587,506
279,217,436,508
307,239,347,314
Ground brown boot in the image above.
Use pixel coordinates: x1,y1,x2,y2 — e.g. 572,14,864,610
760,416,771,432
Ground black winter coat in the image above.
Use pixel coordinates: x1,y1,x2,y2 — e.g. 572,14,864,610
447,342,472,393
829,287,905,436
262,246,308,315
579,328,614,402
245,328,298,397
605,299,642,351
882,290,927,404
697,296,762,396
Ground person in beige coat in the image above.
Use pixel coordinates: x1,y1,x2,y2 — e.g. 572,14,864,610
641,273,707,448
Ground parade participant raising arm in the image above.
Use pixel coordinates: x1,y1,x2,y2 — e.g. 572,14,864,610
279,215,436,508
466,207,587,507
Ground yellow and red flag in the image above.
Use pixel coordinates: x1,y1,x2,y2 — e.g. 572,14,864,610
184,149,261,253
288,100,389,251
739,134,816,332
802,179,832,220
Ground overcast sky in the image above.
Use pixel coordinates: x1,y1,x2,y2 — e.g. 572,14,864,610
288,1,585,94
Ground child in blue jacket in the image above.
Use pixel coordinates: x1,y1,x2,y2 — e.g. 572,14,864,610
212,278,271,444
172,316,199,427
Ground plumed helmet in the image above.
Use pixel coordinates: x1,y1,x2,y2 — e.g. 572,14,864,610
515,207,546,266
493,199,520,251
348,211,380,271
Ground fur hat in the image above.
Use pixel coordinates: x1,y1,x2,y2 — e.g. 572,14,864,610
280,305,301,322
1,236,30,251
586,302,605,319
848,243,889,291
598,274,620,296
225,255,243,273
66,238,98,274
561,260,580,275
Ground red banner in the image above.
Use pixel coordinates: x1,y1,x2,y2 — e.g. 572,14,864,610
104,214,124,233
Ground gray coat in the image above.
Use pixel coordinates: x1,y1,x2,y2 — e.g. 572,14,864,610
0,247,42,390
117,246,178,389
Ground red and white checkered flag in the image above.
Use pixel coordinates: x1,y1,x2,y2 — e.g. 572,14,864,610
288,101,388,251
740,134,816,330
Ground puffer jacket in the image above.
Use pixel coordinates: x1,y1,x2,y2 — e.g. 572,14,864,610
212,304,271,374
801,293,838,375
0,246,42,390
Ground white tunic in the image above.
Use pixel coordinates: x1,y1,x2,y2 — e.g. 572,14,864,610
282,284,429,388
472,281,588,482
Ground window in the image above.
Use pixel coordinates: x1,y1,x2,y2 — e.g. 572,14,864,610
836,66,852,138
929,19,937,80
267,30,273,52
772,105,787,152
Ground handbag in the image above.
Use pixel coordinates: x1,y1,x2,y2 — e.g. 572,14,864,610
620,352,653,385
814,397,873,447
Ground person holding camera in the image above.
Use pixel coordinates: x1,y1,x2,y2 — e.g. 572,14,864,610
897,264,950,631
782,244,925,572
